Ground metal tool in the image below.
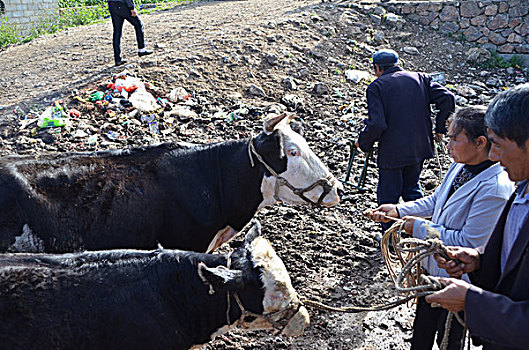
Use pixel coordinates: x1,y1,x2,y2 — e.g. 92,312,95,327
339,141,373,192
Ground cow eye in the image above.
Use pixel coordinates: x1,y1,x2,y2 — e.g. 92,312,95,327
288,148,300,157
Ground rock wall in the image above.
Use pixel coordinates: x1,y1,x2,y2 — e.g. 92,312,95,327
1,0,58,36
379,0,529,55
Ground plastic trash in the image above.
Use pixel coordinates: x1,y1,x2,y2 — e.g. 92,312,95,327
141,114,155,123
38,117,68,128
89,91,105,102
87,134,98,145
107,131,120,140
344,70,370,83
149,121,159,134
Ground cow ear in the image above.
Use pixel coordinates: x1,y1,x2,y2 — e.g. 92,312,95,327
198,262,244,294
263,113,288,134
243,220,262,245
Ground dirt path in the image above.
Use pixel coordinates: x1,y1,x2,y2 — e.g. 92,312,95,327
1,0,526,348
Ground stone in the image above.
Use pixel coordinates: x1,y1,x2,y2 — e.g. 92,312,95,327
509,18,522,29
477,36,490,44
401,4,415,14
428,3,443,12
427,11,439,22
247,84,266,97
460,1,481,17
370,14,381,25
488,14,509,30
481,27,490,36
312,82,329,96
282,77,297,90
439,6,460,22
464,27,483,42
498,44,515,53
498,2,508,14
501,28,514,37
489,31,508,45
418,17,430,26
460,18,470,29
403,46,420,55
485,77,499,87
439,22,460,35
430,19,440,30
374,7,386,16
515,44,529,54
508,33,524,44
484,4,498,16
470,15,487,26
466,47,491,64
515,23,529,36
509,5,529,18
482,43,497,52
265,53,278,65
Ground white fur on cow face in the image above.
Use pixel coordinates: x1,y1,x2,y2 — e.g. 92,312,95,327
240,236,309,335
258,121,341,209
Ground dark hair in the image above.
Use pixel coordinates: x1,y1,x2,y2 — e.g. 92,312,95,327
374,63,395,71
448,106,489,149
485,84,529,148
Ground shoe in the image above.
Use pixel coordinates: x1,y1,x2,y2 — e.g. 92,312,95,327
115,59,127,66
138,49,153,57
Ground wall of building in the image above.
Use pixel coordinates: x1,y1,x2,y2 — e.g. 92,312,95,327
380,0,529,55
1,0,59,37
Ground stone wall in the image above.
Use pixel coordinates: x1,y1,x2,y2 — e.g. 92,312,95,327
1,0,59,36
380,0,529,55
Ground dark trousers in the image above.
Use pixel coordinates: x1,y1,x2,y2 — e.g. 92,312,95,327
377,162,424,232
108,1,145,63
411,297,464,349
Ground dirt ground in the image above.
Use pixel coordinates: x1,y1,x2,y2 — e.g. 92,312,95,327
1,0,528,348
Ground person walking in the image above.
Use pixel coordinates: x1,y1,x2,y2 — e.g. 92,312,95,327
368,106,514,349
355,49,455,232
427,84,529,349
107,0,153,66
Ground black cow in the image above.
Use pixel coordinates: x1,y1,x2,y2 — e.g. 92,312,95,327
0,113,341,253
0,220,309,349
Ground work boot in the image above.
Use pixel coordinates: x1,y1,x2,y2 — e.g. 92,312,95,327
138,49,153,57
115,59,127,66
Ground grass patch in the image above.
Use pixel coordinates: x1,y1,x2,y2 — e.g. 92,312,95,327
482,51,524,69
0,0,189,48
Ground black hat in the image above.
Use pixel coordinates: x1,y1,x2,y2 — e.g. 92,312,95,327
372,49,399,65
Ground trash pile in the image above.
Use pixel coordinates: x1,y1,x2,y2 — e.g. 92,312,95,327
8,71,268,154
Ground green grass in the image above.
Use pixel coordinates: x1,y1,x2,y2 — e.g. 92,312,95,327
481,51,525,69
0,0,189,48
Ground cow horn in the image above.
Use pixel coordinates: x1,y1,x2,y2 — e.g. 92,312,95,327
264,113,288,134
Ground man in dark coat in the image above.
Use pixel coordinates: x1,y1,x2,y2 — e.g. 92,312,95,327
355,49,455,232
427,84,529,349
107,0,153,66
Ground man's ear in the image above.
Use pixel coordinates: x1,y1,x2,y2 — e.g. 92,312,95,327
198,263,244,294
476,135,488,151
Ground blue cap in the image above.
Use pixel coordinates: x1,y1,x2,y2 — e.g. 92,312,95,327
372,49,399,66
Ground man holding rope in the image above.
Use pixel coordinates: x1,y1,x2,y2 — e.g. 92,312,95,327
427,84,529,349
355,49,455,233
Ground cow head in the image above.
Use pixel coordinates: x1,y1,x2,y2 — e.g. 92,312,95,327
198,220,309,338
252,113,342,208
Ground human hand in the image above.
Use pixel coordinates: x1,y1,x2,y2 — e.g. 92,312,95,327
131,9,137,16
425,277,471,312
354,140,360,150
364,204,398,223
434,246,480,278
401,216,417,235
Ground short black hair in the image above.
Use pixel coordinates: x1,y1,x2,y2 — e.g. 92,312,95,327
485,84,529,148
448,106,488,142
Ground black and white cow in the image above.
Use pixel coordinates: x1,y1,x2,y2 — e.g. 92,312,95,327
0,113,341,253
0,220,310,349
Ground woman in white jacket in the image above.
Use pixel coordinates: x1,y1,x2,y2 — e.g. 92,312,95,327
368,106,514,349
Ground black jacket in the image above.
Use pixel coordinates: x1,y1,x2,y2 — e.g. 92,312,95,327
466,192,529,349
358,66,455,168
108,0,135,9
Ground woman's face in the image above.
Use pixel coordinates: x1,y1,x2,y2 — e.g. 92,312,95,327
446,124,483,165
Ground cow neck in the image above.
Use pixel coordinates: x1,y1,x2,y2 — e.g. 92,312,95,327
247,134,336,207
213,139,265,231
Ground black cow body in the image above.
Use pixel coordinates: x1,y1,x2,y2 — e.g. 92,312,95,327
0,131,286,253
0,221,308,349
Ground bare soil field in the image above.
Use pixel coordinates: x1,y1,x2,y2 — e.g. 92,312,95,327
0,0,527,348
